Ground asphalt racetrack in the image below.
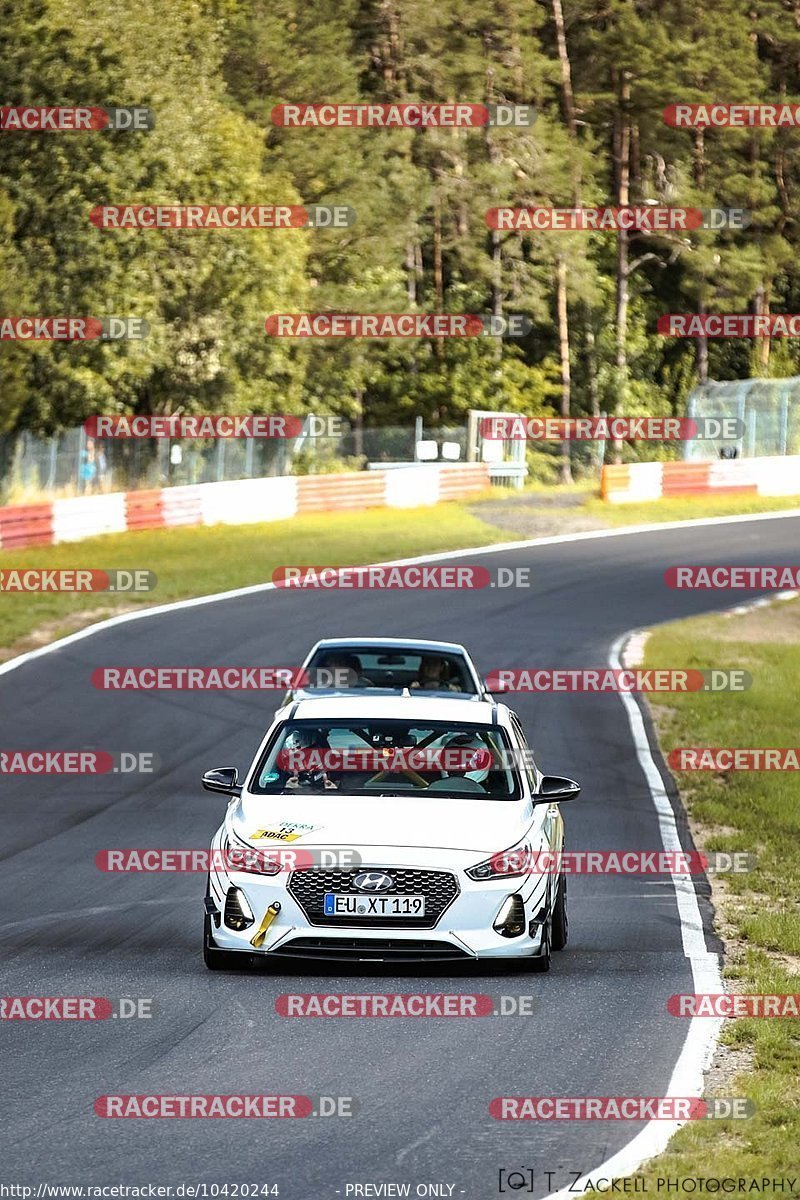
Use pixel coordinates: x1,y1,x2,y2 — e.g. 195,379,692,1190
2,513,797,1198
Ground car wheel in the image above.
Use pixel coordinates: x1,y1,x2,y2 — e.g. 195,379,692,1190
203,912,246,971
551,873,568,951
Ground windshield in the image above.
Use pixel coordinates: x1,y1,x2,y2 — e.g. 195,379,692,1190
250,720,520,800
303,647,477,695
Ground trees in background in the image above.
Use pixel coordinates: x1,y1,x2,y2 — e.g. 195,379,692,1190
1,0,798,442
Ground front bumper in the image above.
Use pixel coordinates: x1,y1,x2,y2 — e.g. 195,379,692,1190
206,843,553,961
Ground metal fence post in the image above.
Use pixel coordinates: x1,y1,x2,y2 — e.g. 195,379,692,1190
77,426,86,494
780,387,789,455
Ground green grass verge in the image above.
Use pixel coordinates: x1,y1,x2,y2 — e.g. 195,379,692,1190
0,503,507,655
473,483,800,525
629,600,800,1182
586,492,800,526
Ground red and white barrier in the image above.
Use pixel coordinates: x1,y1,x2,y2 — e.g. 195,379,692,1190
601,455,800,504
0,463,489,551
52,493,127,542
0,504,54,549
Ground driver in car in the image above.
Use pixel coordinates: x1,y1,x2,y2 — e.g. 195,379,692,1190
411,655,462,692
315,652,372,690
280,728,339,791
424,732,493,792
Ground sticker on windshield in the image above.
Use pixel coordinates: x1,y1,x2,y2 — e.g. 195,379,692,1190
251,821,321,842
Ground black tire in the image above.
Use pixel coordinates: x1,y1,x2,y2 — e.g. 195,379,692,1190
551,873,568,951
203,912,247,971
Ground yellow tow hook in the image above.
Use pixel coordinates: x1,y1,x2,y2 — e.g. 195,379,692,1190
250,901,281,949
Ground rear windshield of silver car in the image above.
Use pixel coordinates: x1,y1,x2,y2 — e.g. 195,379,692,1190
304,648,478,695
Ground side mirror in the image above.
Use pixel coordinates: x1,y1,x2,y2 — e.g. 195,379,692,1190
534,774,580,804
484,675,510,694
202,766,241,797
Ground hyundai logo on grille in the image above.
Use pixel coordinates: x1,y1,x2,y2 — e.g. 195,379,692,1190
352,871,395,893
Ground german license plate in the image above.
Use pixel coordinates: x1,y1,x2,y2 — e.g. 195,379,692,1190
323,893,426,918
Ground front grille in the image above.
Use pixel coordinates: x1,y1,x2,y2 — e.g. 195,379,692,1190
288,867,460,929
274,937,470,962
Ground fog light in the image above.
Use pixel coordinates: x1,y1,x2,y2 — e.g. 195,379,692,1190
224,886,255,931
493,894,526,938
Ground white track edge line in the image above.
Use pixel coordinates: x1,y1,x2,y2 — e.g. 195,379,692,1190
545,635,724,1197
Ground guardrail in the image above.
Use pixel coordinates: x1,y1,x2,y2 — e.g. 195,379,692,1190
601,455,800,504
0,463,490,550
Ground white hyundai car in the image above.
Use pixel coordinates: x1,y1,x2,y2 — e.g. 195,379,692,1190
202,695,579,971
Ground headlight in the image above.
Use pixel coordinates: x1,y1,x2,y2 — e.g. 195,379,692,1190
220,829,283,876
466,841,532,881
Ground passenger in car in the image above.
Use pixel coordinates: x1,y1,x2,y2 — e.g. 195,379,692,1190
411,655,462,692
